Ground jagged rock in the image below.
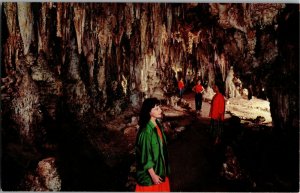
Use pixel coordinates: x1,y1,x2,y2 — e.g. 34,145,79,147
127,116,138,127
151,87,165,100
10,65,42,145
1,3,298,191
123,126,138,149
130,89,141,108
255,116,266,124
225,66,236,98
22,157,61,191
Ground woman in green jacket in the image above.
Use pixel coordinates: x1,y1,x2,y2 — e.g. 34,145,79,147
135,98,170,192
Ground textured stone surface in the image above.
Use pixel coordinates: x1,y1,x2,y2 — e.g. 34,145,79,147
1,3,298,190
22,157,61,191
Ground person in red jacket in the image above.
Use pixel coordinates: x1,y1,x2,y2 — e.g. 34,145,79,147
192,80,204,114
178,78,185,99
209,82,225,145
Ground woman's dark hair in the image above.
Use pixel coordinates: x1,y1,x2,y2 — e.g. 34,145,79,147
138,97,160,128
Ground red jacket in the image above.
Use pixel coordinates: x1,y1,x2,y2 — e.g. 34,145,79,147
178,80,184,90
194,84,204,93
209,92,225,121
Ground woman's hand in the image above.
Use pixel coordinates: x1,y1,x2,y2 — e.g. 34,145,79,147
151,174,163,185
148,168,163,185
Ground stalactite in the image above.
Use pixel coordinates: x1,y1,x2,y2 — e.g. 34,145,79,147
152,4,162,61
115,26,124,47
227,5,247,32
187,31,200,54
96,5,115,58
82,8,97,64
17,2,34,55
1,2,298,146
124,3,134,39
140,4,148,55
73,4,86,54
208,62,215,86
213,45,226,82
160,24,168,68
3,3,18,72
4,3,17,36
166,5,173,38
115,46,121,81
246,29,256,55
107,8,117,57
243,4,253,28
251,4,285,27
64,38,91,117
96,42,107,109
97,17,106,50
234,31,245,53
60,3,71,65
65,39,80,82
38,3,49,54
56,3,63,38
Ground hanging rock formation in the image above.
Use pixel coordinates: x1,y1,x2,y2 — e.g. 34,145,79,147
1,3,298,190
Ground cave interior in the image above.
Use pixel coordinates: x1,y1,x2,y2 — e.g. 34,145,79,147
1,2,299,192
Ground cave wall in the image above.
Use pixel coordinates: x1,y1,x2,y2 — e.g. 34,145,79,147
1,2,298,145
267,4,299,134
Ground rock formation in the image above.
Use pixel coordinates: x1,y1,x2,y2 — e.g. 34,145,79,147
1,3,298,190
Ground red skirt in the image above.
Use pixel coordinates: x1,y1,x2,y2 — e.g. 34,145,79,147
135,177,170,192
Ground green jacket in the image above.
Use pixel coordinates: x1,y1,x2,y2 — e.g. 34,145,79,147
135,120,170,186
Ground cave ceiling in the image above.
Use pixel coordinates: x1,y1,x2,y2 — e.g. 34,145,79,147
1,3,299,136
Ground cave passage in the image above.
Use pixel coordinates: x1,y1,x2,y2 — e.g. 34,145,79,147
1,2,298,192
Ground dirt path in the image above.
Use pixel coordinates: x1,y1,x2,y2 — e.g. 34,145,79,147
166,92,298,192
168,118,223,191
168,92,227,191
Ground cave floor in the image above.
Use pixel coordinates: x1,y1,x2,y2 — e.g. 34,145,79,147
5,92,296,191
168,115,222,191
52,92,298,192
166,92,298,192
168,92,235,191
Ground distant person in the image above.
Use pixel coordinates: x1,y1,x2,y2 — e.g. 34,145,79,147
135,98,170,192
209,82,225,145
192,80,204,114
248,84,253,100
178,78,185,98
185,71,193,91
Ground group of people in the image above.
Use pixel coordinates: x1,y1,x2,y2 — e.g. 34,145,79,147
178,77,205,114
135,81,225,192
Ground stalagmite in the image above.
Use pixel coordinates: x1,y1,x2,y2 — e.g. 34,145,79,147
22,157,61,191
11,64,41,145
1,4,298,191
225,66,235,98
